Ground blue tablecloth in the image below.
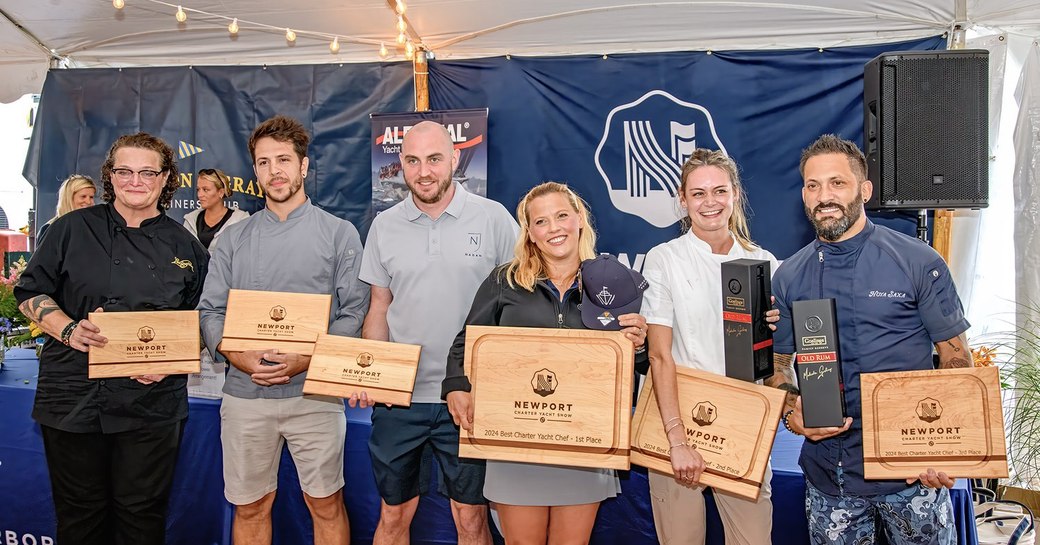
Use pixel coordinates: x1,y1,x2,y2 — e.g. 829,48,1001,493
0,349,977,544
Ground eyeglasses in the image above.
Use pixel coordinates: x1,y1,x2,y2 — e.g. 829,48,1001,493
111,168,163,182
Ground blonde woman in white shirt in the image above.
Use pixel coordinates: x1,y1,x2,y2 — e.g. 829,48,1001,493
641,149,779,545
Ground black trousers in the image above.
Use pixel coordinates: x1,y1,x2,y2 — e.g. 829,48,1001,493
40,421,184,545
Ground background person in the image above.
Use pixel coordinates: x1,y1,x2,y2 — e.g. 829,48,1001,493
37,174,96,241
640,149,778,545
771,134,971,545
15,133,209,545
443,182,649,545
182,168,249,251
182,168,249,398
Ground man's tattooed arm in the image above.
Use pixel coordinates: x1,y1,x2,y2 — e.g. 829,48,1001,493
936,332,973,369
764,353,798,411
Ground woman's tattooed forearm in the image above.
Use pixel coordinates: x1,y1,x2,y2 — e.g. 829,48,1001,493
18,295,61,323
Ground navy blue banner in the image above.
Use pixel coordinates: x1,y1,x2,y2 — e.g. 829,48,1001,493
429,36,945,263
24,63,415,236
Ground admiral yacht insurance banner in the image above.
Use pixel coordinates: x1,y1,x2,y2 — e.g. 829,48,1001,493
371,108,489,212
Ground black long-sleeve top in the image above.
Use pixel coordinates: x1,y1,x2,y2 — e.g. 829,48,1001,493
15,203,209,433
441,266,649,398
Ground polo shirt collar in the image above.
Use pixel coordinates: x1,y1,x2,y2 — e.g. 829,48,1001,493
814,218,875,254
403,181,467,221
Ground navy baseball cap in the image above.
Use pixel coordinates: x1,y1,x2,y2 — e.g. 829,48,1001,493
580,254,649,330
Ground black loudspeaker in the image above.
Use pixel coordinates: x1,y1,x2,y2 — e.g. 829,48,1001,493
863,49,989,210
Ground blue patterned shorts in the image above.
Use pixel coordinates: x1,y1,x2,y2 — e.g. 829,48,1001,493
805,481,955,544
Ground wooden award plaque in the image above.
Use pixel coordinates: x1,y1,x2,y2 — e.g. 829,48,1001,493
861,366,1008,479
630,367,786,501
459,326,633,470
220,289,332,356
303,334,421,406
87,310,201,378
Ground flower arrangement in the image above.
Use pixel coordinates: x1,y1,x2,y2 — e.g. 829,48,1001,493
0,256,38,347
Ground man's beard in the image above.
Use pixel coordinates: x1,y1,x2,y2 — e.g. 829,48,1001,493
264,175,303,203
805,190,863,241
406,174,452,205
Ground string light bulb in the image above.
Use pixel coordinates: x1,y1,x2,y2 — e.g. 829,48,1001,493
379,42,389,58
228,18,239,35
395,0,406,15
175,5,187,22
112,0,125,9
405,40,414,59
329,37,340,54
396,16,407,33
285,28,296,42
396,32,406,45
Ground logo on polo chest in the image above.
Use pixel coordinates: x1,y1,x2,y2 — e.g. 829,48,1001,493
465,232,484,258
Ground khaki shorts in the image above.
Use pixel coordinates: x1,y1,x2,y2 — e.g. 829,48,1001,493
220,394,346,505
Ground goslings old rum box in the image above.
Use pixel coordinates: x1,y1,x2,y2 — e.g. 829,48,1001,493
792,298,845,428
721,258,773,382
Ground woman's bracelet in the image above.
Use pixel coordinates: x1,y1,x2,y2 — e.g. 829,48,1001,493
60,320,78,346
669,442,695,450
664,420,684,434
782,409,800,436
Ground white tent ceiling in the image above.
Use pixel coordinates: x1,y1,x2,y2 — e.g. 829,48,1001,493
1,0,1039,103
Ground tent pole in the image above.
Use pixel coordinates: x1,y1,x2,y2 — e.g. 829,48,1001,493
414,49,429,112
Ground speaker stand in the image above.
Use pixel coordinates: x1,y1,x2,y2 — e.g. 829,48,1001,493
916,209,929,244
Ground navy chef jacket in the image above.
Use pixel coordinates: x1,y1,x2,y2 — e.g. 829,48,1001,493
772,220,969,497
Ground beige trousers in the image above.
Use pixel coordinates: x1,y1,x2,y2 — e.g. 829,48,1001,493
648,466,773,545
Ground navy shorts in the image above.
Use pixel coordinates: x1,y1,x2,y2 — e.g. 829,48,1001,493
368,403,487,506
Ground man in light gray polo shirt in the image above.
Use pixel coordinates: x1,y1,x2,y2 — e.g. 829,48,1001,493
358,121,518,545
198,115,368,545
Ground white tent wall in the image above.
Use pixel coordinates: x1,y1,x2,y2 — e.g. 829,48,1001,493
1013,41,1040,330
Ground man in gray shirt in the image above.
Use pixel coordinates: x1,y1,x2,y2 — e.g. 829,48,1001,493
198,115,368,545
357,121,518,545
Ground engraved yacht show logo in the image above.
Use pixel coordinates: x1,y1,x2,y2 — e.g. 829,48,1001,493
532,368,558,397
691,401,718,426
137,326,155,343
356,352,374,368
269,305,286,322
916,398,943,423
594,90,728,228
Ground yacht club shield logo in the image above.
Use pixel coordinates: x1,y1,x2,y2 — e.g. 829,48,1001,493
594,90,728,228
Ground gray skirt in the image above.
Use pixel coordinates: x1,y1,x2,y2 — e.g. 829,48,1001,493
483,460,620,506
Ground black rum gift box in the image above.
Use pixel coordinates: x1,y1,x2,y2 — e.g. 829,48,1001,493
721,258,773,382
793,298,846,427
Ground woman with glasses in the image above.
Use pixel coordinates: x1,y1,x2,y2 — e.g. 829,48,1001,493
182,168,249,252
37,174,96,241
15,133,209,545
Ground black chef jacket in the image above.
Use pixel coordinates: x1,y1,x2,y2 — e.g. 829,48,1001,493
15,203,209,433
